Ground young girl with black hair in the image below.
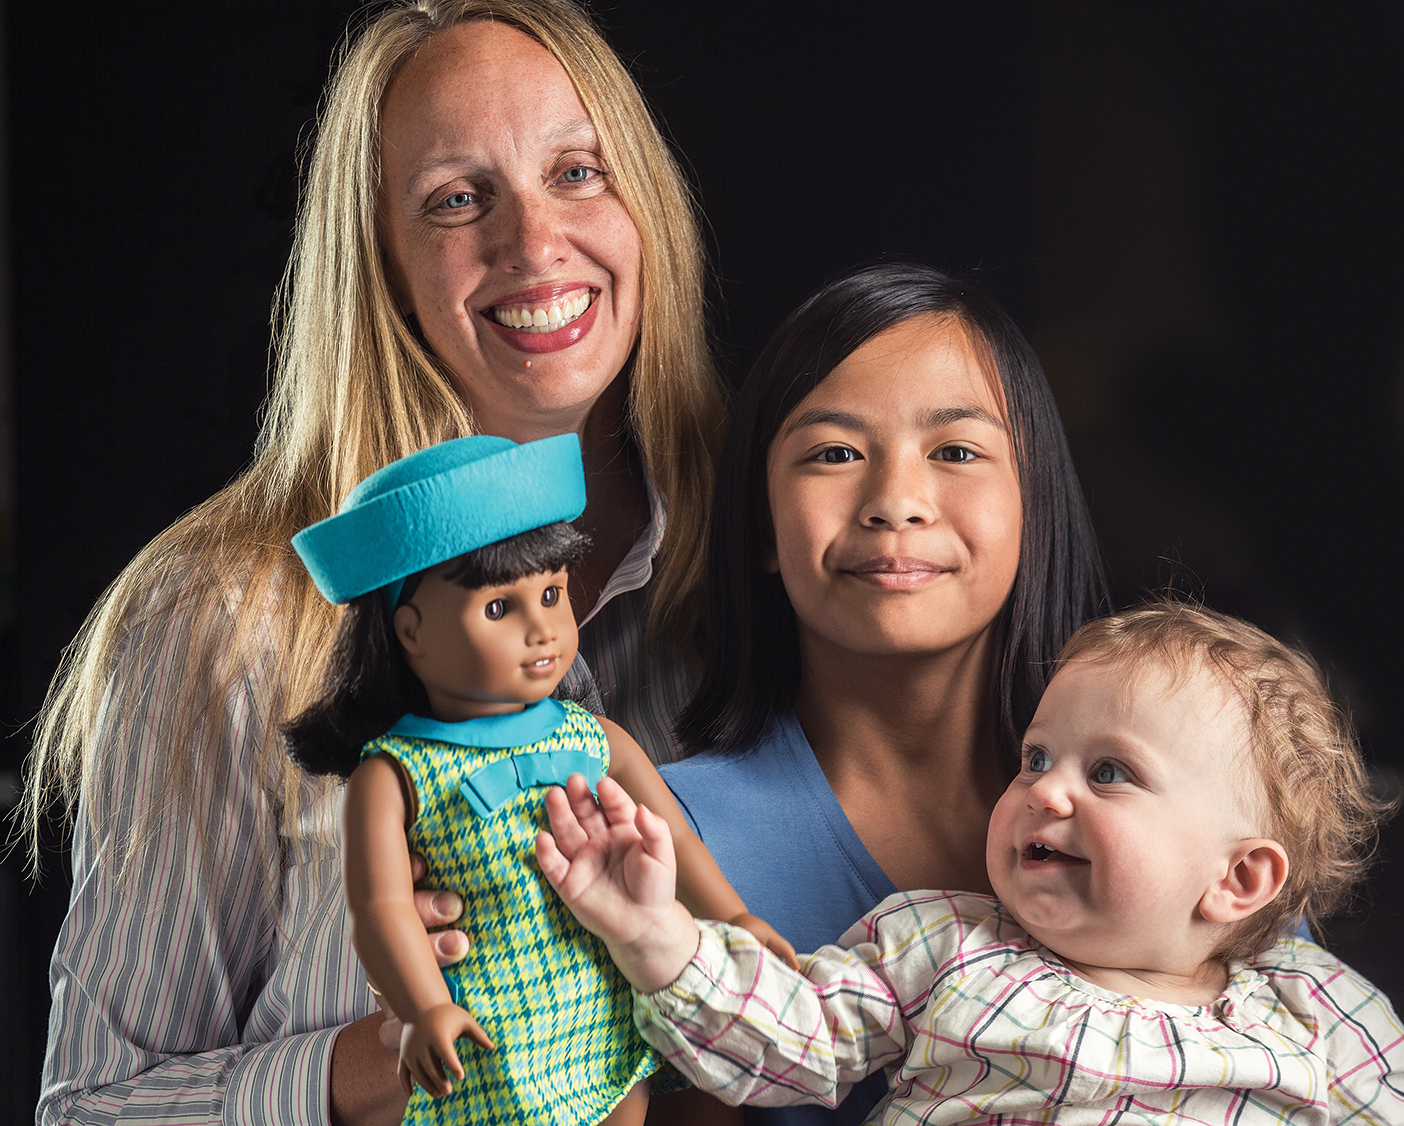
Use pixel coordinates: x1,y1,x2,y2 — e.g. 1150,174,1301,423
284,434,794,1126
657,260,1108,1125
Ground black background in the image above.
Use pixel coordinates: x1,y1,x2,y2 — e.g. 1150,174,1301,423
4,3,1402,1121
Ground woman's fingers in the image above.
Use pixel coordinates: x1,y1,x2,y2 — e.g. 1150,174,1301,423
542,784,588,858
412,886,463,929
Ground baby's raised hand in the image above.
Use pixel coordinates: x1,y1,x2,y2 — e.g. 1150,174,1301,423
397,1002,494,1098
537,775,701,992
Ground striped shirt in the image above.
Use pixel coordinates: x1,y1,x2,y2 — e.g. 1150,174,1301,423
636,892,1404,1124
39,486,695,1125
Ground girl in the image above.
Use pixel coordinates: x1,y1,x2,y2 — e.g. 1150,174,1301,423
543,602,1403,1123
656,260,1107,1123
284,434,794,1126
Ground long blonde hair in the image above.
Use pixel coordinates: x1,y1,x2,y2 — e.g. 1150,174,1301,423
19,0,724,879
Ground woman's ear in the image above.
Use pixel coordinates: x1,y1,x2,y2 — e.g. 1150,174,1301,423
1199,838,1290,924
394,602,425,656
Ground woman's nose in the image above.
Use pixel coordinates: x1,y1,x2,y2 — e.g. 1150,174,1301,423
495,191,570,276
859,456,937,528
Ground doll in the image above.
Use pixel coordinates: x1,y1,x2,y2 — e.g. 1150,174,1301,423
284,434,795,1126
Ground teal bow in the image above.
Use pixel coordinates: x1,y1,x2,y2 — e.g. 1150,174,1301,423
458,750,603,818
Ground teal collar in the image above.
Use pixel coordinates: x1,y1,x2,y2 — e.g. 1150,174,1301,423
389,697,568,749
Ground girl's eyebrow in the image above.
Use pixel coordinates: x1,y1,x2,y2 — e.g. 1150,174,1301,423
782,403,1006,439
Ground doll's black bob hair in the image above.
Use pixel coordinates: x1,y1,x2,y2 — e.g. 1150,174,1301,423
676,259,1107,771
285,520,587,778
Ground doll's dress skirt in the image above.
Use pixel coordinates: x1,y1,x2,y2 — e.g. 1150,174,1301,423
362,699,666,1126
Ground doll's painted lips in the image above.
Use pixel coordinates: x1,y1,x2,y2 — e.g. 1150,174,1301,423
846,557,950,589
483,286,600,354
523,655,559,678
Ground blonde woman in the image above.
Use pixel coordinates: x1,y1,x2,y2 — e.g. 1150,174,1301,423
26,2,724,1123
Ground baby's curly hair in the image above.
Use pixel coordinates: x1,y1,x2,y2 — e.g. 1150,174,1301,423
1057,599,1395,963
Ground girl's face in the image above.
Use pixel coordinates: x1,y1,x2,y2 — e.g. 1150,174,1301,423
986,658,1260,978
378,21,643,440
766,314,1022,662
394,566,578,722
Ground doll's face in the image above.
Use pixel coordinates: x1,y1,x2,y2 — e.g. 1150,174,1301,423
394,566,578,722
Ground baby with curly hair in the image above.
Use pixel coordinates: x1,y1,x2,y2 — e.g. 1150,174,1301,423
542,601,1403,1124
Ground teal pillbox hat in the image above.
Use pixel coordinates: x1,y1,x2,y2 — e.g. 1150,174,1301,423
292,433,587,605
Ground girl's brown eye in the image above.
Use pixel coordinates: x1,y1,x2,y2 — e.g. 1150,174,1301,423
542,586,559,608
815,446,859,464
484,599,507,620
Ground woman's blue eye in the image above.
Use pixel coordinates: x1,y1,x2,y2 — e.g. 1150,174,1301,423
815,446,859,464
1093,761,1129,784
484,599,507,621
561,166,594,183
1027,748,1052,773
442,191,476,210
542,586,560,608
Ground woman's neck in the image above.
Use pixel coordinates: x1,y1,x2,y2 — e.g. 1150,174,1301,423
794,627,1007,894
569,378,649,621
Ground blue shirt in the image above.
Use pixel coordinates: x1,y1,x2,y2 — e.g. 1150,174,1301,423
661,710,896,1125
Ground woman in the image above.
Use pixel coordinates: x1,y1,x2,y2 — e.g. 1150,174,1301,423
26,2,723,1123
658,261,1108,1125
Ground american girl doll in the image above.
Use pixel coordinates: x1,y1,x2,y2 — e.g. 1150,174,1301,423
284,433,795,1126
543,601,1404,1124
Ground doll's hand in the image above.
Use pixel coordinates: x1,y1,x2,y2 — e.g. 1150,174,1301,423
397,1002,494,1098
537,774,700,992
725,913,801,971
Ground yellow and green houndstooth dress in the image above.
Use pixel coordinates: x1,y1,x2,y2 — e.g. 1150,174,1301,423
361,698,668,1125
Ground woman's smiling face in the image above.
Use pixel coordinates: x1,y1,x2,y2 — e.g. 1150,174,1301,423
378,21,643,440
765,314,1023,662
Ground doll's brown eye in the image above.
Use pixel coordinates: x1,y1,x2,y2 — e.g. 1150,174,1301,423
542,586,560,608
484,599,507,620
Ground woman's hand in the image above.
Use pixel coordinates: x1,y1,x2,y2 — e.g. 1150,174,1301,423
725,913,800,971
537,774,700,992
376,854,470,1050
397,1002,494,1098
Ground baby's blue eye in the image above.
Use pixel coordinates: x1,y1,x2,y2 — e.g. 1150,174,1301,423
1027,748,1052,773
815,446,859,464
1092,761,1129,784
484,599,507,621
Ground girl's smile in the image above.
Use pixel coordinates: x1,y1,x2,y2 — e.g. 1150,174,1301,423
766,314,1022,661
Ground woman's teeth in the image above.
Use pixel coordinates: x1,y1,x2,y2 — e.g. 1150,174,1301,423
493,292,592,333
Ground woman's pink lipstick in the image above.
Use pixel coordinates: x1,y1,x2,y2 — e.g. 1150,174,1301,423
483,285,599,355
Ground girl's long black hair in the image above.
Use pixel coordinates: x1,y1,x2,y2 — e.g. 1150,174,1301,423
676,259,1108,772
284,520,587,778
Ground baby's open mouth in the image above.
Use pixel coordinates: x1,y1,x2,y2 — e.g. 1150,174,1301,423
1025,843,1085,863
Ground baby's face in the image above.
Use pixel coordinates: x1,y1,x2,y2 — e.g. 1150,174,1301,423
986,657,1258,976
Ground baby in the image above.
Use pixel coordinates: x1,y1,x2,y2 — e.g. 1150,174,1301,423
539,602,1404,1124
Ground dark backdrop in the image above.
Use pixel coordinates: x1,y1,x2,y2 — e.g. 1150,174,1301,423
4,3,1402,1121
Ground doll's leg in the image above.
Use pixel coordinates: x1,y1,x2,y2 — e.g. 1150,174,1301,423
600,1080,649,1126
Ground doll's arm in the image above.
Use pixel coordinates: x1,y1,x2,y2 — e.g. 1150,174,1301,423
343,755,494,1097
601,720,799,969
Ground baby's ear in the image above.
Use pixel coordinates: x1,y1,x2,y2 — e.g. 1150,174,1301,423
1199,839,1289,924
394,602,424,655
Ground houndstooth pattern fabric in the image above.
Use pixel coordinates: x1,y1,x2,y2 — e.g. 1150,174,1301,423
365,702,664,1125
